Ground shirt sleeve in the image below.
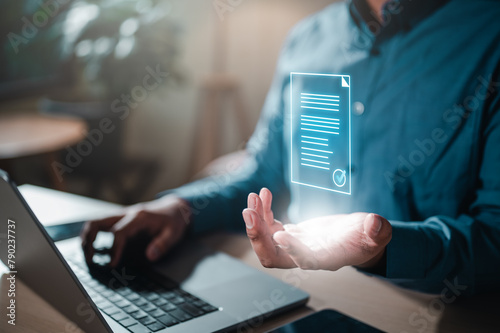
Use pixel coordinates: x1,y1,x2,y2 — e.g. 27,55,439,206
384,68,500,295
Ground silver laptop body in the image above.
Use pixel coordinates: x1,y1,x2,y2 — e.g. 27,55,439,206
0,170,308,332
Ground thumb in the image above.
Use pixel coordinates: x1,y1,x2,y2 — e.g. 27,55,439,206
363,213,392,246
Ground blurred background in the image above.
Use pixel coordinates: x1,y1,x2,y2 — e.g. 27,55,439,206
0,0,333,204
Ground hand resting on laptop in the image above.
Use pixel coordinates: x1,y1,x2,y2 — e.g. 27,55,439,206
81,195,191,267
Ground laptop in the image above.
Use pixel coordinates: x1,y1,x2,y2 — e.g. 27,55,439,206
0,170,309,332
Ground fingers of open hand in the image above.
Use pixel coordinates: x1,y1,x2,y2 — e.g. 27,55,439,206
247,190,283,233
272,231,318,270
247,192,264,218
259,188,275,225
243,208,295,268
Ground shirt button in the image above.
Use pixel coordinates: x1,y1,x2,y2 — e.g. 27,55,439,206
353,102,365,116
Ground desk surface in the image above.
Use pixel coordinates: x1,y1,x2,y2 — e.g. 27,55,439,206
1,186,499,333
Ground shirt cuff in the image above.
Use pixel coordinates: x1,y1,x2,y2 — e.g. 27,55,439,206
386,221,427,279
157,178,240,234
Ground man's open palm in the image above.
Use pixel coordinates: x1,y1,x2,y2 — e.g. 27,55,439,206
242,188,392,271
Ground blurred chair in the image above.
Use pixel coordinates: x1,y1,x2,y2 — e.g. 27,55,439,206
189,73,251,179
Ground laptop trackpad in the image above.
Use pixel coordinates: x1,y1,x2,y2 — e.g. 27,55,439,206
152,240,255,291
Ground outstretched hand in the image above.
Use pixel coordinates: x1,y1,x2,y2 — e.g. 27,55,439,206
242,188,392,271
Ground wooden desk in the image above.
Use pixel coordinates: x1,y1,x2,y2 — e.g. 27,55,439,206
0,113,87,190
1,186,498,332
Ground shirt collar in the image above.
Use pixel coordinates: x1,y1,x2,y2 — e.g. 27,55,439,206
349,0,451,39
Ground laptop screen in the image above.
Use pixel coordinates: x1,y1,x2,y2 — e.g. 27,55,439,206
0,170,110,332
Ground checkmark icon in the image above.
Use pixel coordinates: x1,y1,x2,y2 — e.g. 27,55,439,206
335,171,345,183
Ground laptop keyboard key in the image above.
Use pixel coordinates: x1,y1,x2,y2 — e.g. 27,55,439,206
92,295,105,303
127,323,150,333
119,317,138,327
157,313,179,327
87,280,99,287
94,285,107,292
170,296,185,305
142,303,157,312
152,298,168,306
123,305,140,314
160,303,176,312
147,322,166,332
193,300,208,308
96,300,113,309
158,291,176,299
109,294,124,303
111,312,129,321
139,316,156,326
179,303,204,317
134,298,149,307
125,292,141,302
115,300,131,308
102,289,114,297
117,288,132,296
131,310,148,320
149,309,166,318
102,305,121,316
202,305,218,313
144,293,160,301
169,308,192,322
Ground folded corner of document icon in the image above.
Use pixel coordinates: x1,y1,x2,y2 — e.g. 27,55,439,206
290,72,351,195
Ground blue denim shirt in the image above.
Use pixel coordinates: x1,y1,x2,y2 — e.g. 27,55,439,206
169,0,500,295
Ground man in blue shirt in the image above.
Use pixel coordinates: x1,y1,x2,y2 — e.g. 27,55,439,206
82,0,500,295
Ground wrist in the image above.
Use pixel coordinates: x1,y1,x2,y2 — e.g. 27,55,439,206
355,248,387,276
144,195,193,225
171,196,193,226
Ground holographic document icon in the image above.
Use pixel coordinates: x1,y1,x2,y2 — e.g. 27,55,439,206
290,72,351,195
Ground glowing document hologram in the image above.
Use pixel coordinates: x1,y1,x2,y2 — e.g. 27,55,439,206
290,72,351,195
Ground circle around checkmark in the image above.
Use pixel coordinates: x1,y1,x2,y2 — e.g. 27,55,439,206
333,169,347,187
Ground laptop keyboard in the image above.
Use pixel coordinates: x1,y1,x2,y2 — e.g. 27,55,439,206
66,256,218,333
